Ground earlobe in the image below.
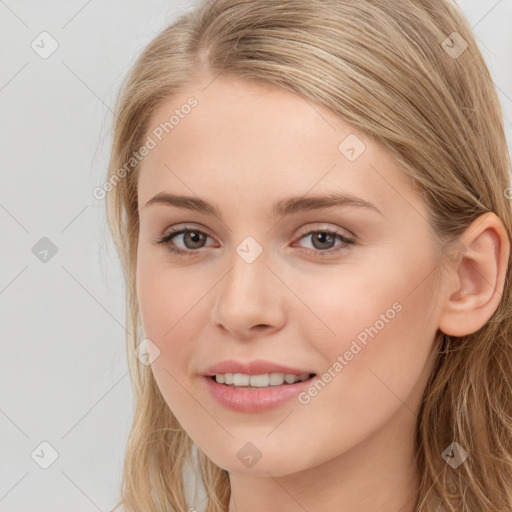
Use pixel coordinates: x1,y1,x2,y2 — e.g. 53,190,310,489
438,212,510,337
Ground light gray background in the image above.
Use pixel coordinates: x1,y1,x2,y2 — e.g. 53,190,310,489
1,1,511,511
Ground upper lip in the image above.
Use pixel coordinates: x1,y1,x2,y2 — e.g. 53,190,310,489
203,359,315,377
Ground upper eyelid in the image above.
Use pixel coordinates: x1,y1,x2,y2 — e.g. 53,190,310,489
164,222,353,236
163,223,355,245
296,223,354,238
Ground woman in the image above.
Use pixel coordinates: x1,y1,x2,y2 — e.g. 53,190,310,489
105,1,512,510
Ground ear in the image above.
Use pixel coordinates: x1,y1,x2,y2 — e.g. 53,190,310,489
438,212,510,337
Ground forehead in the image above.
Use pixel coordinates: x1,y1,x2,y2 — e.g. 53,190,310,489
136,76,414,219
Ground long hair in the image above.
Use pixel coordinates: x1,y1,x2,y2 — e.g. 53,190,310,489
104,1,512,510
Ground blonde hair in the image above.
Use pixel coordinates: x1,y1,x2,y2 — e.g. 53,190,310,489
104,1,512,510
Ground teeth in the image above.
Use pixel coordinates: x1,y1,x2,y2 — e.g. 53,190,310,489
233,373,250,386
214,372,310,387
284,374,297,384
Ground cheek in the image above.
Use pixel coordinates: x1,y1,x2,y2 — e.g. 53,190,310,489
136,253,181,358
136,253,213,398
136,258,205,430
290,246,438,390
131,246,441,475
295,252,438,416
136,241,208,335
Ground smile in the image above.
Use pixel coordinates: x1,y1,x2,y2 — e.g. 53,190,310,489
204,373,317,413
213,372,312,387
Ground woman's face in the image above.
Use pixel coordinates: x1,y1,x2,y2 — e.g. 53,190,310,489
136,75,444,476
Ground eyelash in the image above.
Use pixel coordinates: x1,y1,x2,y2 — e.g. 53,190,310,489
153,224,355,258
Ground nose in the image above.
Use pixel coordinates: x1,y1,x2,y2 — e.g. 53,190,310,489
210,248,287,339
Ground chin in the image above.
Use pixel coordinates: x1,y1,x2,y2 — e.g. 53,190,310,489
197,442,316,477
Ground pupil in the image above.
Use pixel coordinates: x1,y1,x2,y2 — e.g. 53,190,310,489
185,231,204,249
313,232,334,250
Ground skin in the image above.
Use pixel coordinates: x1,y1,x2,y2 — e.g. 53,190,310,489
135,75,509,512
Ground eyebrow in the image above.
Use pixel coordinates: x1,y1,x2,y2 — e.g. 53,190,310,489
143,191,382,218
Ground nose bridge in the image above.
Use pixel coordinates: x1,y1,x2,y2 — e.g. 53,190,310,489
212,238,285,334
222,242,270,307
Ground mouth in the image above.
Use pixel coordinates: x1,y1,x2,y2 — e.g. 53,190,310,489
201,359,318,411
204,371,317,412
210,372,316,389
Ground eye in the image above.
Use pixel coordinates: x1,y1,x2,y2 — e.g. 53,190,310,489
153,225,215,256
292,226,355,256
152,224,355,257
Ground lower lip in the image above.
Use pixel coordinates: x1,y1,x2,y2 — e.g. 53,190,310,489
204,375,316,413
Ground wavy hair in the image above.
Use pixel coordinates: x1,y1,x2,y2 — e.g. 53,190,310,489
104,1,512,510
